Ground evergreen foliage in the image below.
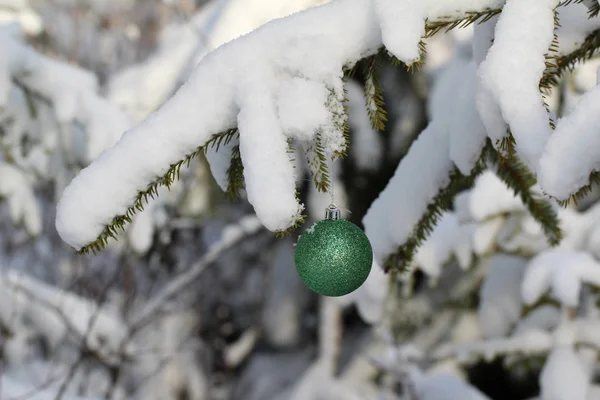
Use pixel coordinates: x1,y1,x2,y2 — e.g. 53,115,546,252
76,1,600,261
362,54,387,132
424,9,502,38
384,156,486,274
77,128,238,254
226,141,245,200
305,133,332,193
486,139,563,247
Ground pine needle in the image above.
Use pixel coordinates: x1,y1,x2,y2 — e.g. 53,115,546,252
486,140,563,246
362,54,388,132
226,141,245,200
384,157,486,274
424,9,502,38
77,128,239,254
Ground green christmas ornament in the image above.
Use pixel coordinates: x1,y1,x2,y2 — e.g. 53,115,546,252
294,204,373,297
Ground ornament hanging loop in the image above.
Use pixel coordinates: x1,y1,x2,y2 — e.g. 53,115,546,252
325,204,341,220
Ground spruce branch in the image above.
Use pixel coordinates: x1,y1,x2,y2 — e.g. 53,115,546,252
274,205,306,238
590,1,600,18
340,82,351,158
326,82,350,160
76,128,239,255
541,27,600,89
538,8,561,132
408,40,428,72
74,2,600,255
497,135,517,156
384,157,486,274
560,0,600,17
305,132,332,193
486,140,563,246
275,139,307,238
559,0,583,6
556,171,600,207
539,8,561,98
424,9,502,38
362,54,388,132
226,141,245,200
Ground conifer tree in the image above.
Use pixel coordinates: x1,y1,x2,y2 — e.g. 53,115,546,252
4,0,600,399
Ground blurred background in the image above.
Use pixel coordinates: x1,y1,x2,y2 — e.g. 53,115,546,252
1,1,600,399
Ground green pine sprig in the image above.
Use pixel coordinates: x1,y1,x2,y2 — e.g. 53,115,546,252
407,40,428,72
497,135,516,156
557,171,600,207
424,8,502,38
486,140,563,246
589,1,600,18
540,27,600,89
384,157,486,274
275,140,307,238
539,8,561,96
325,82,351,160
362,54,388,132
77,128,239,255
226,142,245,200
274,211,306,238
305,133,331,193
560,0,600,17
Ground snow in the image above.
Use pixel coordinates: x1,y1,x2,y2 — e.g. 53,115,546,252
4,269,128,359
0,31,131,174
477,0,558,170
572,59,600,94
374,0,424,64
514,305,560,335
448,59,487,175
471,217,504,255
413,213,456,279
352,260,388,323
411,371,491,400
0,34,40,106
522,250,600,307
78,94,132,163
475,78,507,152
237,72,304,230
413,213,472,279
364,117,453,262
555,3,600,56
426,0,507,20
0,1,43,35
346,80,383,171
434,329,553,363
128,198,159,254
55,0,543,250
56,0,384,248
277,77,330,142
575,319,600,349
0,163,42,236
471,15,498,65
454,171,523,222
478,254,526,338
538,72,600,201
540,346,589,400
364,52,464,262
6,1,600,398
205,134,239,192
107,22,204,123
2,373,101,400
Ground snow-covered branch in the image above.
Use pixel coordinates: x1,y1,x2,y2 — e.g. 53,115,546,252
55,0,513,254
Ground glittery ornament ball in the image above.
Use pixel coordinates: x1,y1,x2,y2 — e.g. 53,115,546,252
294,219,373,297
